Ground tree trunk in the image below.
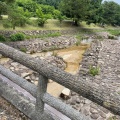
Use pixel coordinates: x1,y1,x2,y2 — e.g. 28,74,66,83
74,19,79,26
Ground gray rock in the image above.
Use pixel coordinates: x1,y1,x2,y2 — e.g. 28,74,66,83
90,108,98,114
99,111,106,118
90,113,99,119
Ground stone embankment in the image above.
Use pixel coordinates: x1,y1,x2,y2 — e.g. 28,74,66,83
0,30,77,37
62,39,120,120
6,35,77,53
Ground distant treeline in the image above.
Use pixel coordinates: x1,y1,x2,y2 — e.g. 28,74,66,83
0,0,120,29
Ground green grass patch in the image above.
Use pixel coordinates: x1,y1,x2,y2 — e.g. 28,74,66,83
26,32,61,40
107,29,120,36
89,66,100,76
20,47,27,53
10,33,25,41
0,35,6,42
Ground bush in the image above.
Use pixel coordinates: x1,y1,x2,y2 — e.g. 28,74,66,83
108,35,115,39
37,18,47,27
10,33,25,41
89,66,100,76
20,47,27,53
0,35,6,42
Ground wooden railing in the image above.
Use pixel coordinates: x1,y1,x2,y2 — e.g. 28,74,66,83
0,43,120,120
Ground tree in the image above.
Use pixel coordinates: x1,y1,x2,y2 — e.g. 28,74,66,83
7,6,27,29
86,0,103,25
35,0,61,8
36,7,48,27
59,0,89,26
0,2,7,19
102,1,120,26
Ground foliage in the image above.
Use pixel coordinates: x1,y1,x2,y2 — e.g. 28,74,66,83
0,35,6,42
10,33,25,41
86,0,103,25
59,0,89,26
36,7,48,27
7,6,28,29
102,1,120,26
0,2,7,19
3,20,12,28
20,47,27,53
35,0,61,9
26,32,61,39
108,35,115,39
75,39,81,46
89,66,100,76
107,29,120,36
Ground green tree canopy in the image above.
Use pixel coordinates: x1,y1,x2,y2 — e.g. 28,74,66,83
59,0,89,26
102,1,120,26
86,0,103,25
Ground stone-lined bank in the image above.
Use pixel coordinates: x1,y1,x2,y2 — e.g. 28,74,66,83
0,30,77,37
62,40,120,120
5,35,77,53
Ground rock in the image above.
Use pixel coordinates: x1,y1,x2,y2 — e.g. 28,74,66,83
71,92,77,96
70,97,77,105
21,72,31,78
97,117,104,120
85,99,92,104
72,105,80,110
90,113,99,119
10,67,14,71
48,79,53,83
76,97,81,104
11,62,19,67
99,107,109,114
90,108,98,114
60,88,70,100
83,109,89,116
99,111,106,118
25,76,31,81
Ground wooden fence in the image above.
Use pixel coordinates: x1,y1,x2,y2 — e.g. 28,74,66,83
0,43,120,119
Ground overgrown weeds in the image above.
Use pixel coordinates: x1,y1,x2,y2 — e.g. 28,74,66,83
89,65,100,76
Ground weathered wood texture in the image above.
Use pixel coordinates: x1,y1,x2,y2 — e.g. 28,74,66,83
0,66,90,120
0,78,58,120
35,75,48,118
0,43,120,115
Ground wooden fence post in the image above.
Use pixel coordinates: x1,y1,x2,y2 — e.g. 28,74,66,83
35,75,48,118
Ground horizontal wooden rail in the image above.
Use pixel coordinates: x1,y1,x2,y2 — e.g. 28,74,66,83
0,43,120,115
0,78,57,120
0,65,90,120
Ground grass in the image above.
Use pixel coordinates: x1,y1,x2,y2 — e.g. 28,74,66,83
89,66,100,76
26,32,61,39
106,29,120,36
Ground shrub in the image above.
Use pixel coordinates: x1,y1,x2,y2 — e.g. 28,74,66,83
0,35,6,42
10,33,25,41
108,35,115,39
75,39,81,46
20,47,27,53
89,66,100,76
37,18,47,27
